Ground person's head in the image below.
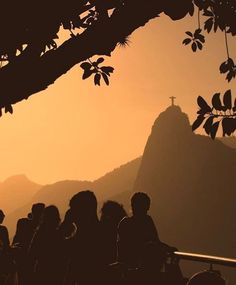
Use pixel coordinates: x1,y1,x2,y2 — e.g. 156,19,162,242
41,205,61,229
187,271,226,285
69,190,97,224
0,210,5,224
31,203,45,222
100,200,127,225
131,192,151,216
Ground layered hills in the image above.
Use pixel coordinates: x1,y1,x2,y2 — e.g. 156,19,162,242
3,105,236,281
0,175,41,214
5,158,141,235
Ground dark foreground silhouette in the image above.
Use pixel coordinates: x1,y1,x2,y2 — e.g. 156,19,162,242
0,191,226,285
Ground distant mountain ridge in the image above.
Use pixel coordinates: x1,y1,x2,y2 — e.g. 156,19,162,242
0,175,41,214
6,158,141,236
3,105,236,282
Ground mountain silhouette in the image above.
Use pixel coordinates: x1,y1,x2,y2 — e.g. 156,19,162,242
0,175,41,214
133,105,236,281
134,105,236,256
219,136,236,149
6,159,140,236
4,105,236,282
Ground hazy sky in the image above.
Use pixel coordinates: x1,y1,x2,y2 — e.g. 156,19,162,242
0,14,234,184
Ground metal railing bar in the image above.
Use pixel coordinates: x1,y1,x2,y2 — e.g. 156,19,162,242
173,251,236,268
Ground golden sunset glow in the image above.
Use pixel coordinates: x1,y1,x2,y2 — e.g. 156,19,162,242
0,15,234,184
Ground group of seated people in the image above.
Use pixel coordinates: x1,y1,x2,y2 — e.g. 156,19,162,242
0,191,226,285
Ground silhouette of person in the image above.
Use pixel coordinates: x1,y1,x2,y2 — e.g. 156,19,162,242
12,203,45,285
100,200,127,265
0,210,10,251
0,210,15,284
13,203,45,250
29,205,65,285
117,192,160,268
59,209,77,239
66,190,106,285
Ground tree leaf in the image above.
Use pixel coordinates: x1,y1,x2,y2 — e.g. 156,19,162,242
186,31,193,37
223,89,232,110
196,41,203,50
100,66,114,75
219,61,229,74
222,118,236,136
196,34,205,43
212,93,222,111
192,42,197,52
94,73,101,86
194,29,202,37
210,121,220,139
192,115,205,131
102,73,109,85
82,69,93,80
204,18,213,33
183,38,192,45
96,57,104,64
80,62,92,70
226,70,236,82
203,116,214,135
197,96,212,112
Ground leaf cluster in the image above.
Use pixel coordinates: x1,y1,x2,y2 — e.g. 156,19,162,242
183,29,205,52
80,57,114,86
192,90,236,139
220,58,236,82
194,0,236,35
0,0,122,65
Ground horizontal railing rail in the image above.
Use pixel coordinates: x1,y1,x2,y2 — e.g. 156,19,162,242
173,251,236,268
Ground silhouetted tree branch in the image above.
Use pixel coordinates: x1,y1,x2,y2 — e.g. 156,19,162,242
1,0,236,122
0,0,166,112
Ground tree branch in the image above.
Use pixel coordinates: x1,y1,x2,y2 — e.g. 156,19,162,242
0,0,182,109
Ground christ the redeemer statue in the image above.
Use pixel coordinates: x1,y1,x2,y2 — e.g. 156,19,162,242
169,96,176,106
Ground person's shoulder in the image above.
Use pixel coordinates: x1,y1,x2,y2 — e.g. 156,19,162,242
144,215,156,225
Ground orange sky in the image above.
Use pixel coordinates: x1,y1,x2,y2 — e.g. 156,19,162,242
0,14,234,184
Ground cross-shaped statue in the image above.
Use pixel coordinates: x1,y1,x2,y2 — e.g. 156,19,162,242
169,96,176,106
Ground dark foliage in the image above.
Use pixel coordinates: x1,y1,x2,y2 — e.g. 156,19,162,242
0,0,236,115
80,58,114,86
183,0,236,82
192,90,236,139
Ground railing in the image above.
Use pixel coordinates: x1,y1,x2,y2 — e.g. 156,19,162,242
173,251,236,268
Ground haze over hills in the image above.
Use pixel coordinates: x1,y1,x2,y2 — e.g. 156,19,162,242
3,105,236,282
6,158,141,236
0,175,41,214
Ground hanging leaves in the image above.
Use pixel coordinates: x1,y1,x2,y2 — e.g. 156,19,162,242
183,1,236,82
219,58,236,82
182,29,205,52
192,90,236,139
80,57,114,86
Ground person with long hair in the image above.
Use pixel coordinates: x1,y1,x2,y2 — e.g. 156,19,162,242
29,205,65,285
